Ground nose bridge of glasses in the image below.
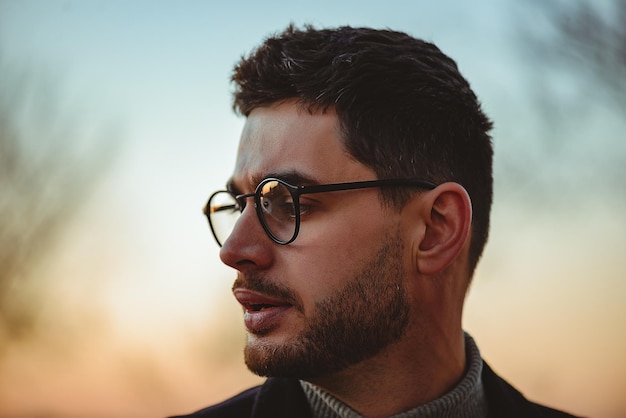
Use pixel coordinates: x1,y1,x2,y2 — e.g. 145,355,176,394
235,192,256,211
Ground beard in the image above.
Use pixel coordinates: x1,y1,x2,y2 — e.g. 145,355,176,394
241,232,410,379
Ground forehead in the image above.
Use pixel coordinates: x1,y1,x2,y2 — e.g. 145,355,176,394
231,101,374,189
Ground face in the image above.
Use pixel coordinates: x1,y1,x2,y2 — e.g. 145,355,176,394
220,101,411,379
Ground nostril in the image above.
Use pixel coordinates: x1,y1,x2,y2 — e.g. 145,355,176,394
235,259,257,267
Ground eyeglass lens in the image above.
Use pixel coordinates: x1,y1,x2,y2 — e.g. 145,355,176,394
207,191,241,246
208,180,298,246
258,180,297,243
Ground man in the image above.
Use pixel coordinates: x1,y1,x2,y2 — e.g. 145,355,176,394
174,25,579,418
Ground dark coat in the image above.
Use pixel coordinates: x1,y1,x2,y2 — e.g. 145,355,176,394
171,362,580,418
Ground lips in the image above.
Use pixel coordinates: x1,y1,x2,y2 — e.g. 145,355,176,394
233,288,293,334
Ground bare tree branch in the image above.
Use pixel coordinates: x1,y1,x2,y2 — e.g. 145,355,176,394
0,53,120,348
506,0,626,204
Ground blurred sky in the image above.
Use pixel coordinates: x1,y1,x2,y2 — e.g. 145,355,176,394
1,1,625,417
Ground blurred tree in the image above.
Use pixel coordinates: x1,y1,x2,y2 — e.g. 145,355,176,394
508,0,626,203
0,54,119,352
523,0,625,110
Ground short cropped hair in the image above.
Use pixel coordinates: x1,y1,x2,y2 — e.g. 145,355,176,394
232,24,493,278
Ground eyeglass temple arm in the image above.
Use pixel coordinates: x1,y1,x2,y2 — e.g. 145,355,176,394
297,179,437,195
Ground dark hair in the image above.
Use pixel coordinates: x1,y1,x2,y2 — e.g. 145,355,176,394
232,24,493,277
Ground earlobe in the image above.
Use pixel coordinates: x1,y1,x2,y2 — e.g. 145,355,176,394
415,183,472,276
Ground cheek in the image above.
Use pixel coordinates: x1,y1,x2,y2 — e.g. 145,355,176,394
280,246,350,310
281,216,395,309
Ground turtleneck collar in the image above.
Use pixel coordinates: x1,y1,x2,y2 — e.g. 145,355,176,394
300,333,488,418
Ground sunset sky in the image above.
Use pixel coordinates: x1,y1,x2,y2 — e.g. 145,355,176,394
1,1,624,417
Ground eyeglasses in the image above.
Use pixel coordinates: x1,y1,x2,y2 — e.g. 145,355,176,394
204,177,437,247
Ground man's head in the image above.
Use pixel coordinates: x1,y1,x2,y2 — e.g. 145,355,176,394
232,24,493,276
209,24,493,381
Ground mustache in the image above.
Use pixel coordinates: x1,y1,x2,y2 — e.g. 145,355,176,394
232,273,304,313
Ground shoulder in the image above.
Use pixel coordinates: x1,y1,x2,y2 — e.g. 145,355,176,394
168,377,311,418
169,385,261,418
482,361,582,418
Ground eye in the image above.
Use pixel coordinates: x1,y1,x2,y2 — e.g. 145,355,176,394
261,194,296,219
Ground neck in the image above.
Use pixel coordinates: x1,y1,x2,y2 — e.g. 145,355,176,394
305,326,466,418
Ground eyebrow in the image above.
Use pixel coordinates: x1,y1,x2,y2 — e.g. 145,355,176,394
226,170,321,194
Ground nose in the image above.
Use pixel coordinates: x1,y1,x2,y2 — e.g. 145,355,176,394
219,203,274,271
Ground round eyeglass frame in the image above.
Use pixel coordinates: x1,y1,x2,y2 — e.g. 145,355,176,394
204,177,437,247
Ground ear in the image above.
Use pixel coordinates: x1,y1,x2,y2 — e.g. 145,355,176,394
413,182,472,276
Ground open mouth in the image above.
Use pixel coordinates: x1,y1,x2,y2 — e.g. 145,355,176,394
233,288,294,333
249,303,278,312
234,288,291,311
